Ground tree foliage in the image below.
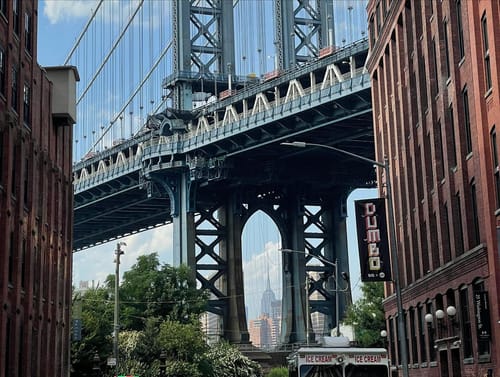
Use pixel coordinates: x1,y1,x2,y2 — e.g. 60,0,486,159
204,341,262,377
71,287,113,376
267,367,288,377
119,254,209,330
71,253,258,377
343,282,386,347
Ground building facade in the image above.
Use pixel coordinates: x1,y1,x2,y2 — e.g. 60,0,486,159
366,1,500,376
0,1,78,376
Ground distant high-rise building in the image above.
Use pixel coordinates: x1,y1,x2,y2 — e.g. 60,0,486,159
249,274,281,349
201,311,222,345
367,0,500,375
0,1,78,376
260,274,276,317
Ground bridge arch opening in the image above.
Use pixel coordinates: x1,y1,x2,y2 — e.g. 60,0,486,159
242,209,282,351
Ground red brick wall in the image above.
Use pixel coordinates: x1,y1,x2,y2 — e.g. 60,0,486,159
367,0,500,375
0,1,73,376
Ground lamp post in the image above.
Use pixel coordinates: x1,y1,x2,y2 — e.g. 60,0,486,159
92,352,101,377
281,249,348,339
159,351,167,377
114,242,126,377
281,141,409,377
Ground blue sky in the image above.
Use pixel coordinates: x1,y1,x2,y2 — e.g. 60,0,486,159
36,0,375,321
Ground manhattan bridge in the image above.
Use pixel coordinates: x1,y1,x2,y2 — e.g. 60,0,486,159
69,0,374,347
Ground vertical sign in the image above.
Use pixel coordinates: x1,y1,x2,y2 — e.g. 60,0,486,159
474,291,491,340
355,198,392,282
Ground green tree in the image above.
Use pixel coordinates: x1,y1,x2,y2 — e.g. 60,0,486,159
344,282,385,347
267,367,288,377
71,287,113,376
72,253,221,376
158,320,209,377
119,254,208,330
204,341,262,377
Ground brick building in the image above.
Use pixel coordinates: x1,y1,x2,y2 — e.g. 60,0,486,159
0,1,78,376
366,1,499,376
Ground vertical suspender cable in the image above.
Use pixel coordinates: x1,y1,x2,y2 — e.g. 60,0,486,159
129,1,134,137
89,40,173,152
64,0,104,65
76,0,144,106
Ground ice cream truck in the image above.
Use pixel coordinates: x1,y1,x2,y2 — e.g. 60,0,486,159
288,345,390,377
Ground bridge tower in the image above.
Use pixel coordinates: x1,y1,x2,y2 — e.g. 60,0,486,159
275,0,335,69
164,0,351,346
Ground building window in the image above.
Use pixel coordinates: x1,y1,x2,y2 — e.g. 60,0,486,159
21,238,26,288
443,203,452,263
455,193,464,255
13,0,20,35
418,305,427,363
426,301,436,361
12,144,18,197
462,87,472,155
17,322,23,377
23,83,30,125
33,245,38,298
432,37,438,96
0,131,3,185
11,66,18,111
437,120,445,179
369,15,375,48
481,13,492,92
456,0,465,59
23,157,29,205
0,45,5,97
5,317,11,376
388,317,397,366
410,308,418,363
470,180,480,246
376,3,381,35
0,0,7,16
459,286,473,358
9,231,14,284
25,12,32,53
449,104,457,167
491,127,500,209
444,21,451,79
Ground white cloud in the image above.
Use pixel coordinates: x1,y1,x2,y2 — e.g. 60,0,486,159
72,224,173,288
43,0,99,24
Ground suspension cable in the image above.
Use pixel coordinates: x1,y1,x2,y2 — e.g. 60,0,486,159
89,40,173,153
64,0,104,65
76,0,145,106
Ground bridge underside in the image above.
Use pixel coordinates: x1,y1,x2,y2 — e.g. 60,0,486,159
73,105,374,251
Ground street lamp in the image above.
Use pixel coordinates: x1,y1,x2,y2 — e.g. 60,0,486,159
159,351,167,377
114,241,126,377
92,352,101,377
281,141,409,377
280,249,348,340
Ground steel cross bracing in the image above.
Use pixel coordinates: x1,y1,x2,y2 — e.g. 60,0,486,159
73,41,373,345
275,0,334,69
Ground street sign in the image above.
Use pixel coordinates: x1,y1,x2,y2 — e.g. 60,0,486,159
107,357,116,366
72,319,82,341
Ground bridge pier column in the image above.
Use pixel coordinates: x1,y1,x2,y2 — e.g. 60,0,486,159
166,173,196,268
218,193,250,343
280,196,308,344
280,192,352,345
